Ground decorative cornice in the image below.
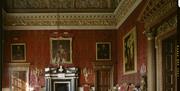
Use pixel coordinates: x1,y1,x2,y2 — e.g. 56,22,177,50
144,15,177,40
4,0,142,30
156,15,177,35
5,0,119,12
141,0,177,29
114,0,142,28
4,13,116,27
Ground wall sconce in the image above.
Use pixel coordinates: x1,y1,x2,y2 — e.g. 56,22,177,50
81,67,93,83
33,67,43,77
140,63,147,91
140,63,146,76
82,67,89,83
31,67,44,88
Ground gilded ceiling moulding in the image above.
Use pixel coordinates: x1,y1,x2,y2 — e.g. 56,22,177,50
114,0,142,28
156,15,177,35
6,0,118,11
5,13,116,26
141,0,176,30
4,0,142,30
144,15,177,40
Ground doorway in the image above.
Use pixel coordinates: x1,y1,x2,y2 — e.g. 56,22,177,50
162,34,176,91
93,61,114,91
156,29,177,91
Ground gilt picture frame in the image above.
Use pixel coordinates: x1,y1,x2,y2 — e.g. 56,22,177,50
96,42,111,60
11,43,26,62
123,27,137,75
50,37,72,64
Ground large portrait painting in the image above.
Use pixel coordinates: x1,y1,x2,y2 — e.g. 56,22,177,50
123,27,137,75
11,43,26,62
96,42,111,60
50,37,72,64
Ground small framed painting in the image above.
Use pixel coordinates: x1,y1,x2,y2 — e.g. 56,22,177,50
50,37,72,64
123,27,137,75
11,43,26,62
96,42,111,60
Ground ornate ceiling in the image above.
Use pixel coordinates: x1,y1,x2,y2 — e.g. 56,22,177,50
5,0,121,13
139,0,177,30
3,0,143,30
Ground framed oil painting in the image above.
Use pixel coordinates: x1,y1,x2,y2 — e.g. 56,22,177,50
96,42,111,60
50,37,72,64
11,43,26,62
123,27,137,75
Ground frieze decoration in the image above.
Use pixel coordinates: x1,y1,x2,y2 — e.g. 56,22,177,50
156,15,177,35
115,0,137,23
5,13,116,26
114,0,142,27
6,0,120,11
140,0,177,29
144,15,176,40
4,0,142,30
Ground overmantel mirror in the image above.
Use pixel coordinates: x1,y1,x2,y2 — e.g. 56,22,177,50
9,63,30,91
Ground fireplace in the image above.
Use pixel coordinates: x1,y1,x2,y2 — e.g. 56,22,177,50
45,66,78,91
54,82,70,91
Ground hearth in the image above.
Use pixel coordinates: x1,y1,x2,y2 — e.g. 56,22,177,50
54,82,69,91
45,66,78,91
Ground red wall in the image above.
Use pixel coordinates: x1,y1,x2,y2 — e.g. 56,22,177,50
3,29,117,89
2,0,148,89
116,0,147,86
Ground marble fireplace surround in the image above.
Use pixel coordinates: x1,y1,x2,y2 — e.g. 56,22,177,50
45,66,79,91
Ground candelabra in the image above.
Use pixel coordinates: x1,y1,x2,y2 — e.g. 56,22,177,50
31,67,44,90
140,63,147,91
82,67,90,83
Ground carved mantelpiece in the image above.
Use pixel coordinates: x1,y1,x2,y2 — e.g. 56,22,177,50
45,66,79,91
